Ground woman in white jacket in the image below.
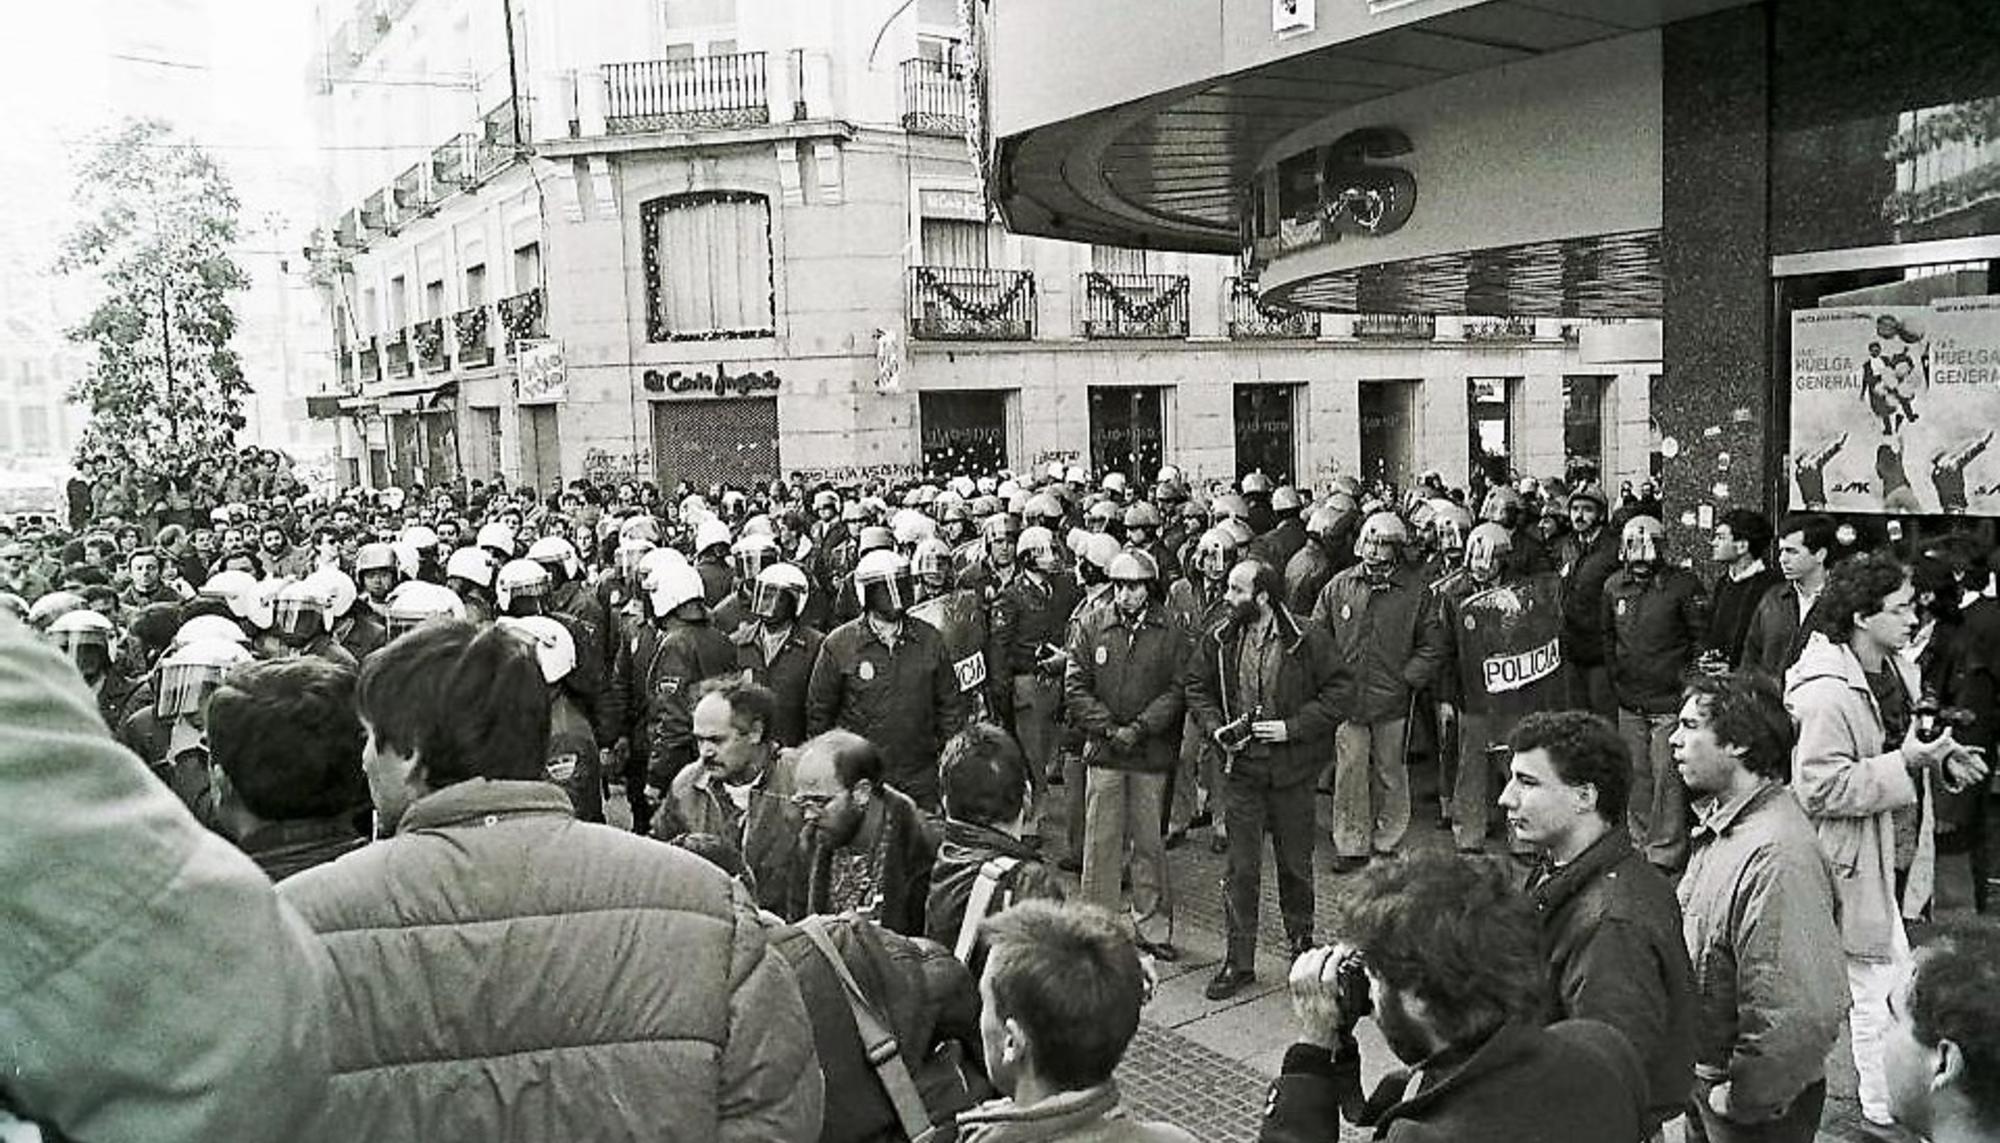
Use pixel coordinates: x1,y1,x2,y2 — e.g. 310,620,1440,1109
1784,553,1986,1128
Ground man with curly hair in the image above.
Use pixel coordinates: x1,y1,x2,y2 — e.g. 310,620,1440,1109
1884,919,2000,1142
1259,852,1646,1142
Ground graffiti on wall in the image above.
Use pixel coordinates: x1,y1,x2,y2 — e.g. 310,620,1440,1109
582,445,652,485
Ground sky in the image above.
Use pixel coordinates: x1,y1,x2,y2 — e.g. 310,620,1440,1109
0,0,323,270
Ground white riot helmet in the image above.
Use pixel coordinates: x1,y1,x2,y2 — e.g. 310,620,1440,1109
476,520,518,559
156,638,254,720
731,533,780,582
1015,526,1064,574
890,508,937,550
615,537,657,581
48,609,116,668
495,559,552,614
1465,522,1514,584
694,516,733,556
527,535,583,581
400,524,440,553
750,562,811,624
26,590,86,633
172,614,251,649
445,546,498,591
496,615,576,685
303,567,358,621
1620,515,1666,568
271,579,330,644
853,548,916,617
1193,527,1240,579
200,570,273,630
1354,512,1409,566
382,581,466,639
645,559,707,618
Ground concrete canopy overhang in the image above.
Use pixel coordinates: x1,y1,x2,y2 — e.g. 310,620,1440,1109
988,0,1756,312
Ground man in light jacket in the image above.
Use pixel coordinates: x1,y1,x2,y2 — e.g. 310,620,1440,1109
280,619,822,1143
1674,671,1847,1143
0,615,331,1143
1784,554,1987,1130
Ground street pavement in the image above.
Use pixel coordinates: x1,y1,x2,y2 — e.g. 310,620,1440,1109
616,762,1926,1142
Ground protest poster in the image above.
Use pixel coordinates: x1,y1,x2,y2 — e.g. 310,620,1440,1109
1789,299,2000,515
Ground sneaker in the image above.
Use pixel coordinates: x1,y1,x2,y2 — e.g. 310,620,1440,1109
1205,963,1256,1001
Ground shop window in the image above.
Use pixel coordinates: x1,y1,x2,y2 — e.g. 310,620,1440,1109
1468,376,1520,488
1087,386,1164,482
474,408,502,479
1234,384,1298,485
921,390,1009,476
518,405,562,492
642,191,776,341
1359,380,1419,493
1563,375,1612,484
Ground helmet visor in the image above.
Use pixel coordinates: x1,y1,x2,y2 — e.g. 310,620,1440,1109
272,598,323,639
157,661,226,719
749,580,801,622
1195,542,1235,577
732,548,775,582
859,572,914,615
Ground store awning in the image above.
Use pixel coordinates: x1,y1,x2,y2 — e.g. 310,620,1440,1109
988,0,1754,256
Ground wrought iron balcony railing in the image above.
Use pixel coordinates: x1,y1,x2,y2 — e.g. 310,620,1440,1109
1227,278,1317,339
496,288,545,348
453,305,493,367
1352,313,1437,340
909,267,1035,340
1081,272,1190,339
412,317,448,372
604,53,770,133
899,59,969,136
1462,316,1538,342
382,329,413,377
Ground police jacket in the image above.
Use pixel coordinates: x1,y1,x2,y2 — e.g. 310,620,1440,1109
1063,602,1188,773
605,616,739,788
1601,566,1710,715
1312,563,1445,725
993,570,1082,679
1555,527,1619,668
805,615,965,809
1184,608,1348,788
735,621,824,748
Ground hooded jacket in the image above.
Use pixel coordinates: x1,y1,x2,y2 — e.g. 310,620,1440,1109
1784,632,1935,960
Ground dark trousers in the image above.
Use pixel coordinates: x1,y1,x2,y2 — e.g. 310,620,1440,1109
1684,1079,1825,1143
1223,770,1316,967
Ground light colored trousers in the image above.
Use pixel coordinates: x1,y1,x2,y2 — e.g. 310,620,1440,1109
1080,768,1171,944
1848,919,1911,1125
1330,718,1409,858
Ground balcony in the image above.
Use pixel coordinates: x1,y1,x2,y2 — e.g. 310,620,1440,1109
1081,272,1190,339
910,267,1035,341
382,329,413,377
496,288,545,348
391,163,430,216
412,317,448,372
1462,316,1538,343
453,305,493,367
1227,278,1317,339
900,59,968,136
604,53,770,134
1352,313,1437,341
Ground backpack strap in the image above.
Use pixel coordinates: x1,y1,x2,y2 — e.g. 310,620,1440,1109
798,916,940,1143
952,856,1023,964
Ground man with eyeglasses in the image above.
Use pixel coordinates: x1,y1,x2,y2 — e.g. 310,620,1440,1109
791,728,935,937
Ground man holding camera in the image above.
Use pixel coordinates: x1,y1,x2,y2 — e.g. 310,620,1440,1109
1259,853,1647,1143
1186,558,1348,1000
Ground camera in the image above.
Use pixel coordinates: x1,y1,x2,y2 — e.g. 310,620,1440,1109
1334,950,1373,1020
1914,689,1977,744
1215,714,1253,753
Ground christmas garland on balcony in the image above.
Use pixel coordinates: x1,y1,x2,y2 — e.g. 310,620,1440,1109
1085,272,1189,324
915,267,1030,321
497,289,544,342
412,319,446,362
453,306,488,348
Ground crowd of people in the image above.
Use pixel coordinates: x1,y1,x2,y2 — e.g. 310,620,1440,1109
7,457,2000,1143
